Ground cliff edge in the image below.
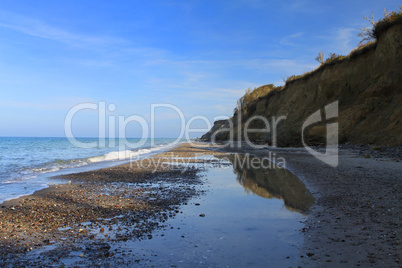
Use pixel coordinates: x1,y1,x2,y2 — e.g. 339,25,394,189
202,18,402,146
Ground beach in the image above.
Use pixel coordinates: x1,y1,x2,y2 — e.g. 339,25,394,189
0,142,400,267
2,2,401,267
216,143,401,267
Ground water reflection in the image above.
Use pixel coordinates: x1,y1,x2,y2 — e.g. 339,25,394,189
227,154,314,213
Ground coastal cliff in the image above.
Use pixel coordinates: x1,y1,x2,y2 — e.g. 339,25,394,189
202,20,402,146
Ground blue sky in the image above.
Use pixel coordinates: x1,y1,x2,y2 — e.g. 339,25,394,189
0,0,400,138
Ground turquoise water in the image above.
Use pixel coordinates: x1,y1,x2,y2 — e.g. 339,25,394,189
0,137,177,203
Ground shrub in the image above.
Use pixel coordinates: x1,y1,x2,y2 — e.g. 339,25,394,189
236,7,401,106
236,84,282,114
373,6,402,38
324,53,347,65
358,12,376,44
359,7,402,44
286,71,314,83
287,7,401,85
315,51,325,65
349,40,377,59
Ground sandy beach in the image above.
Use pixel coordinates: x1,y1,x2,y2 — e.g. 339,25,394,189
213,142,401,267
0,142,400,267
0,144,227,266
2,2,401,267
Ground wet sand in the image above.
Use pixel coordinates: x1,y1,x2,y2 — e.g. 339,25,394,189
0,142,400,267
211,142,401,267
0,144,213,266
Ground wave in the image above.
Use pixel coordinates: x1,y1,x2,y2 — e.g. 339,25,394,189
0,138,180,204
87,143,174,163
2,142,176,184
87,150,136,163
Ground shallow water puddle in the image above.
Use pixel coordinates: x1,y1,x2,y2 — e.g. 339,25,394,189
102,155,314,267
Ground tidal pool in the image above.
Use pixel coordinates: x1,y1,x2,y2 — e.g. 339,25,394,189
107,155,314,267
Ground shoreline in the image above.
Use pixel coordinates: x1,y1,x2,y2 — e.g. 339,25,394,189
0,137,180,204
0,141,179,205
1,142,400,266
210,142,401,266
0,143,227,266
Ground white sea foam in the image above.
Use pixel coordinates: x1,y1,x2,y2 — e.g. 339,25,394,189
0,138,179,204
87,143,174,163
87,150,134,163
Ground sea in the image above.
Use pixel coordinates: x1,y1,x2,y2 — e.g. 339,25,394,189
0,137,178,203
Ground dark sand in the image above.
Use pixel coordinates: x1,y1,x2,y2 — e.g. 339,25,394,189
0,142,400,267
210,142,401,267
0,144,225,266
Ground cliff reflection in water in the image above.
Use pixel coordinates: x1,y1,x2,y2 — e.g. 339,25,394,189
228,155,314,213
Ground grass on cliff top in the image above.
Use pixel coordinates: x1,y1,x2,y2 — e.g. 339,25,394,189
234,8,401,113
236,84,282,112
285,7,401,84
373,7,402,38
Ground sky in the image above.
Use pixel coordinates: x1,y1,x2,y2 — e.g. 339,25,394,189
0,0,400,138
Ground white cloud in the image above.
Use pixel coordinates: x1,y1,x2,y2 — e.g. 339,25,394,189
0,10,125,48
316,27,360,55
0,11,316,87
219,88,249,95
213,104,231,113
280,32,304,46
0,96,95,110
229,59,317,79
334,27,358,54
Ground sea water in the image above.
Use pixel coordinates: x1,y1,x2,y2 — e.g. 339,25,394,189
0,137,178,203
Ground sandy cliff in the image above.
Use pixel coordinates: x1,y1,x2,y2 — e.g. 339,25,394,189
202,22,402,146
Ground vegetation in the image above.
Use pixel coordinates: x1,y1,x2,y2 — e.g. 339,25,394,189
286,71,314,83
324,53,347,65
284,7,401,85
235,84,282,114
314,52,347,67
315,51,325,65
349,40,377,59
233,7,401,116
361,6,402,41
358,12,377,44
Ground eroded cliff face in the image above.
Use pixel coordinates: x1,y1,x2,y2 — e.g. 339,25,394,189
202,23,402,146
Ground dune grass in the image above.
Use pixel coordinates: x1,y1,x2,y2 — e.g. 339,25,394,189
234,7,401,108
284,7,401,85
235,84,282,114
